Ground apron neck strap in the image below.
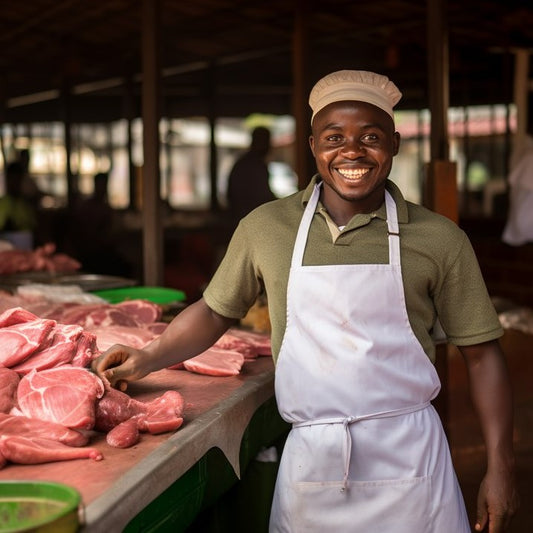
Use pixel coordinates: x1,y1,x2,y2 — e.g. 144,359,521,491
292,183,401,267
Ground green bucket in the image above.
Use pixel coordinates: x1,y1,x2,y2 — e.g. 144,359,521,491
0,481,81,533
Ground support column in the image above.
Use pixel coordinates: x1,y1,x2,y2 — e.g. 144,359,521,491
425,0,455,437
141,0,164,286
292,0,311,189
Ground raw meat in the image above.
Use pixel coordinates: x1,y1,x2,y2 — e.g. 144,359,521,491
115,299,162,324
94,386,185,447
0,243,81,275
0,317,56,367
70,331,100,367
12,323,84,374
94,386,146,432
58,304,138,329
106,418,140,448
0,413,88,447
181,347,245,377
0,436,102,465
88,325,156,352
16,366,105,429
0,368,20,413
0,306,40,328
214,331,259,360
227,328,272,355
136,391,185,434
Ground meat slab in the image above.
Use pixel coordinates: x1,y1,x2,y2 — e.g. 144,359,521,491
0,368,19,413
95,386,185,448
180,347,245,377
16,365,105,429
0,436,102,465
0,413,88,447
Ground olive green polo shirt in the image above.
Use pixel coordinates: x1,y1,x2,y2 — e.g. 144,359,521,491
204,176,502,363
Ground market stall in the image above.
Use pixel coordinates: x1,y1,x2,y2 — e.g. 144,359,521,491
0,356,289,532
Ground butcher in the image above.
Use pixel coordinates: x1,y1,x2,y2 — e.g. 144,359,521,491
92,70,519,532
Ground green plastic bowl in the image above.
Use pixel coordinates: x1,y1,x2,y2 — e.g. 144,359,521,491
0,481,81,533
92,286,186,305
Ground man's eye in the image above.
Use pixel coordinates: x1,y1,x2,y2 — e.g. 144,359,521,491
362,133,379,142
326,135,342,143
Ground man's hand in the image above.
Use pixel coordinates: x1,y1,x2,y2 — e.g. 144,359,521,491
91,344,152,391
475,465,519,532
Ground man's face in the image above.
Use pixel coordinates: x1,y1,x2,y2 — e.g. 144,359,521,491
309,101,400,216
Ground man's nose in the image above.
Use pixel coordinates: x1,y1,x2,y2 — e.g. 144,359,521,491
342,138,365,157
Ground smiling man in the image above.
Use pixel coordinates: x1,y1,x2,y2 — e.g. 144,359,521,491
92,70,518,532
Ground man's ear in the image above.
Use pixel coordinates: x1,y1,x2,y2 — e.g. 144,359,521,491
309,135,316,157
393,131,401,156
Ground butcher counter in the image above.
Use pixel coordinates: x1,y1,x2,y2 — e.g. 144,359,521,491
0,357,290,532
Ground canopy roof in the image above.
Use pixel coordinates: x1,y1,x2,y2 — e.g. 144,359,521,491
2,0,532,123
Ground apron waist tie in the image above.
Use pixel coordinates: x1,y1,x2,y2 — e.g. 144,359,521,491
292,400,432,491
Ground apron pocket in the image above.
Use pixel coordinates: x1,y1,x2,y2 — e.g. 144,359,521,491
288,476,430,533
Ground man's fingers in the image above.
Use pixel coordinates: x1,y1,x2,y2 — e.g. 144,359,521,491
103,366,130,390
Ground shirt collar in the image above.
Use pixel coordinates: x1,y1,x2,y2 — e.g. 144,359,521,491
301,174,410,224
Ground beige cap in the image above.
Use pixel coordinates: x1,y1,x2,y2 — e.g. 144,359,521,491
309,70,402,123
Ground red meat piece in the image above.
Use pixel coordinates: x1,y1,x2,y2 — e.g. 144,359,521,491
106,418,140,448
0,307,39,328
12,323,84,374
0,368,20,413
88,325,156,352
115,299,162,325
0,413,88,447
181,347,245,377
16,366,105,429
137,391,185,434
214,331,259,360
0,436,102,464
227,328,272,356
0,318,56,368
95,386,185,447
70,331,100,367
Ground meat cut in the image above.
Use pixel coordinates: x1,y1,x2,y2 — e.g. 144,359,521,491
0,413,88,447
0,436,102,464
88,325,157,352
0,316,56,367
12,323,84,374
95,386,185,448
16,365,105,429
0,307,100,372
0,412,98,469
114,299,162,325
180,347,245,377
0,243,81,275
0,368,20,413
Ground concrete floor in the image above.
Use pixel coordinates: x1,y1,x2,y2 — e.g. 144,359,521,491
446,329,533,532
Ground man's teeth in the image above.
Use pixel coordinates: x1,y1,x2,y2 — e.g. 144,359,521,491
337,168,368,179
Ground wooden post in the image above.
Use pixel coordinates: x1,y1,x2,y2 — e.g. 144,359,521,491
292,0,311,190
426,0,455,437
141,0,164,286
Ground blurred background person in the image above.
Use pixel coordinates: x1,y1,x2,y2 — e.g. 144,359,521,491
0,161,37,250
66,172,129,276
226,126,276,228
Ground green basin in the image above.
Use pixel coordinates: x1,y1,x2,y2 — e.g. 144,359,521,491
92,286,186,304
0,481,81,533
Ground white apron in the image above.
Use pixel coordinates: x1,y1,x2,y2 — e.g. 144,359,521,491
270,183,470,532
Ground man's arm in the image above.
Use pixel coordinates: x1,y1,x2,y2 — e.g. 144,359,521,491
459,340,519,532
92,298,237,389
